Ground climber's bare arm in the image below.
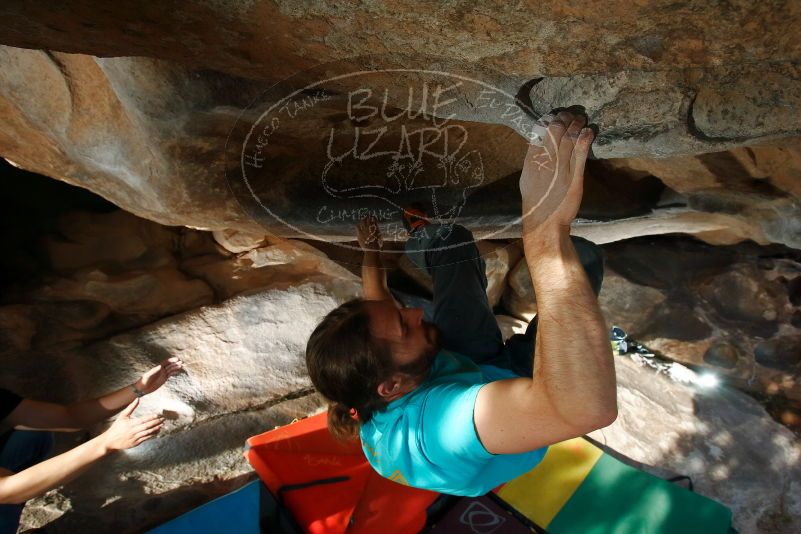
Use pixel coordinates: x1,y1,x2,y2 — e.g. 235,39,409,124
357,216,396,303
474,111,617,455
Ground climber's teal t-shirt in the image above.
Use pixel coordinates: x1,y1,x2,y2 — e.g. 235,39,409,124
359,350,547,496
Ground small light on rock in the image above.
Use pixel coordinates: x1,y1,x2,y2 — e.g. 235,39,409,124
697,372,719,389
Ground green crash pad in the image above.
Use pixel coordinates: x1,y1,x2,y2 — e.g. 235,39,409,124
496,438,733,534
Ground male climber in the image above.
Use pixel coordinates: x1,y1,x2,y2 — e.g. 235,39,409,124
305,111,617,496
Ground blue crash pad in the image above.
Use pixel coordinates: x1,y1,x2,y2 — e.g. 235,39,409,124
148,480,262,534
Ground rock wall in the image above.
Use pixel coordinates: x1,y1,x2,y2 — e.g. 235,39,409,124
0,1,798,82
591,356,801,534
0,205,796,533
0,3,799,532
502,234,801,401
0,2,799,244
1,207,362,531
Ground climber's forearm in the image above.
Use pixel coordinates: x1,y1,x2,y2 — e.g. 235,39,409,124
525,227,616,427
361,250,393,301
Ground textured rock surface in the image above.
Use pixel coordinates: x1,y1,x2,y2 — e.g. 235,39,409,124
0,3,799,531
590,356,801,534
1,1,799,80
0,202,361,531
500,235,801,401
1,210,221,354
528,65,801,157
603,138,801,249
211,228,269,254
0,2,800,243
495,314,528,341
599,237,801,401
182,237,356,300
0,199,795,533
502,255,538,321
9,275,358,532
479,241,524,308
0,204,367,356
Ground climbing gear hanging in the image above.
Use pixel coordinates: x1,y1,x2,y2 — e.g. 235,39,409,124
609,325,654,357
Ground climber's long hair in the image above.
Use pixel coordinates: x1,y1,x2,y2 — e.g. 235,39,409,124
306,298,394,440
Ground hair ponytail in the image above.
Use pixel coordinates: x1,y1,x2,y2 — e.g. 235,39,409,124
327,402,360,441
306,299,394,441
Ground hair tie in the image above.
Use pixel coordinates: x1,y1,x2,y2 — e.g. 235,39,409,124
349,408,360,421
